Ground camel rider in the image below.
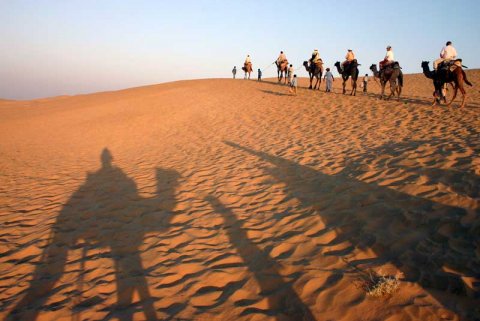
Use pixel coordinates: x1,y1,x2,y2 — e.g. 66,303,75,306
379,45,394,71
342,49,355,71
277,51,287,65
310,49,321,64
434,41,457,70
245,55,252,65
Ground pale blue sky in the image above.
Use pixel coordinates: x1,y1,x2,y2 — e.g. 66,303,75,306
1,0,479,99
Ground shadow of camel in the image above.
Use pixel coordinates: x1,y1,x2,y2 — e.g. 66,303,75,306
224,141,479,320
6,148,180,321
205,196,316,321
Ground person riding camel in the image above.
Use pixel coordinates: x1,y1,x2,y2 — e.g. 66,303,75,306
433,41,457,70
342,49,355,71
310,49,321,64
276,51,287,65
379,45,394,71
243,55,253,79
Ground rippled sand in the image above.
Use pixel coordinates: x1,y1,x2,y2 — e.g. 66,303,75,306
1,71,479,321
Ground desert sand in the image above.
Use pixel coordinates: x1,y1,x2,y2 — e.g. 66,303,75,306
0,71,479,321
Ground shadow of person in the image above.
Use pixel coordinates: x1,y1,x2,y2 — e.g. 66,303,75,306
205,195,316,321
224,141,479,319
7,148,180,321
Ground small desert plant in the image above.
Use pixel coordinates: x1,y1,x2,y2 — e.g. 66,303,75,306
342,258,402,297
355,269,402,297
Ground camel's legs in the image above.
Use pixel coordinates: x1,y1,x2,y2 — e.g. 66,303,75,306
447,83,467,108
380,81,386,99
446,85,457,107
459,90,467,108
388,80,396,100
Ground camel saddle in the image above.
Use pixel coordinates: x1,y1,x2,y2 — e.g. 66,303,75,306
313,60,323,73
278,60,289,69
343,59,357,72
439,59,463,72
242,62,252,71
382,61,401,71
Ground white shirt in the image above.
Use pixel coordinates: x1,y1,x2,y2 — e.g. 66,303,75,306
245,56,251,64
385,50,394,62
440,45,457,59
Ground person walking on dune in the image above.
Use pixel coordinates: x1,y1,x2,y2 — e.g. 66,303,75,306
363,73,369,94
288,64,294,84
324,68,334,92
289,74,298,95
232,66,237,79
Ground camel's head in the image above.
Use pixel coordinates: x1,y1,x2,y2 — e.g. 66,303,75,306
334,61,340,67
369,64,377,71
303,61,309,67
421,61,430,68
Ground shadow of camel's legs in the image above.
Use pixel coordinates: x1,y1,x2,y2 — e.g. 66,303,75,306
205,195,316,321
114,251,157,321
7,232,70,321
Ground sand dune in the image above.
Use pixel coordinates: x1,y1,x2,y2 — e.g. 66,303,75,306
0,71,479,321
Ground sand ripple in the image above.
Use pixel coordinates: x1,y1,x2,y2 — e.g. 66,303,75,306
1,73,479,320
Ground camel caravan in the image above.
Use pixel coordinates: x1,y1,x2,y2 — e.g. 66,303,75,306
238,41,473,107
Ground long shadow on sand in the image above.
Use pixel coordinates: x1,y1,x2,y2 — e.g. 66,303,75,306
366,87,480,108
205,196,316,321
259,89,291,97
225,141,479,320
261,80,290,87
7,148,180,321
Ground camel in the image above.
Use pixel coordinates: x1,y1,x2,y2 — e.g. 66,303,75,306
421,61,473,108
303,60,323,90
275,60,289,84
370,63,403,100
421,61,449,104
334,60,359,95
242,62,253,79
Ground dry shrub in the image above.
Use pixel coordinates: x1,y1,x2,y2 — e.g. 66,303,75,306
354,269,402,297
